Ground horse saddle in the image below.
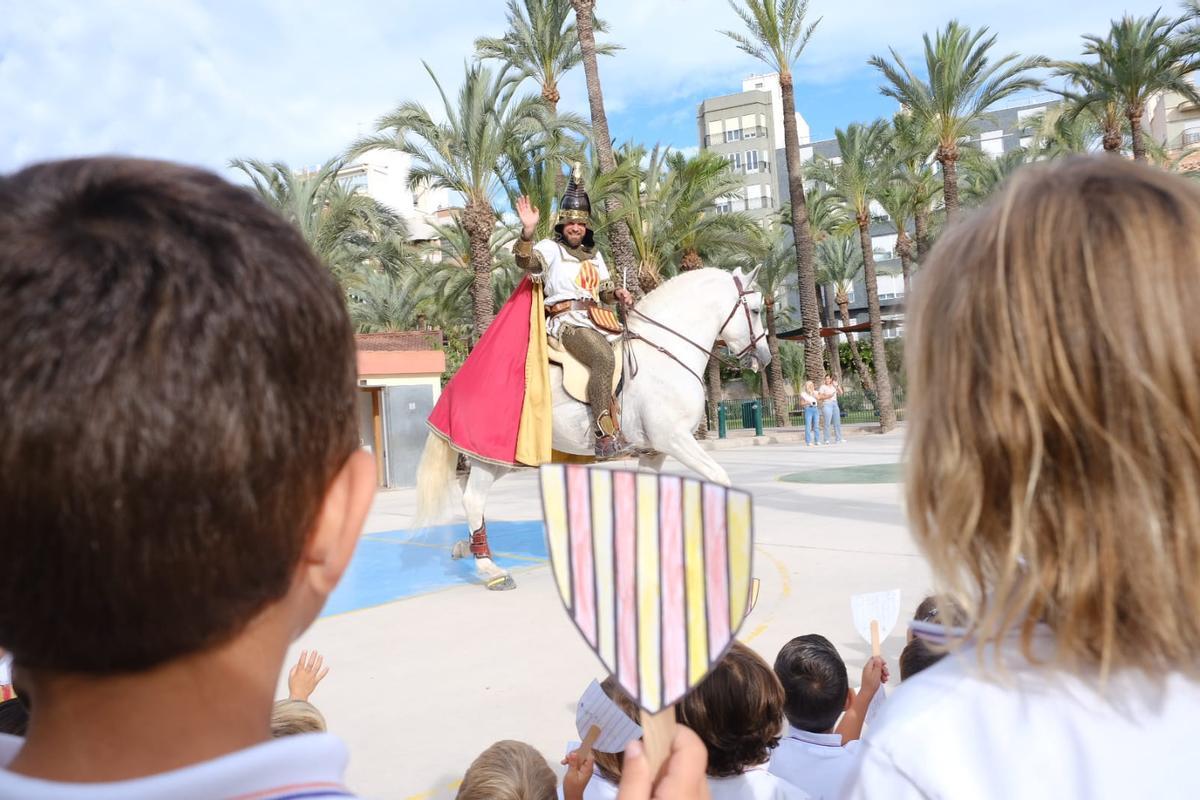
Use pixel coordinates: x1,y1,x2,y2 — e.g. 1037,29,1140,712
546,336,624,404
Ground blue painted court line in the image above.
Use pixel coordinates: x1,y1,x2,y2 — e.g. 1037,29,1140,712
321,520,548,617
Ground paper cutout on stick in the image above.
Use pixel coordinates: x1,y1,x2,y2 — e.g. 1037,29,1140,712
539,464,755,714
575,679,643,754
747,578,761,615
851,590,901,654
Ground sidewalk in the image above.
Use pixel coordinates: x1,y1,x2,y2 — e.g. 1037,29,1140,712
698,421,891,450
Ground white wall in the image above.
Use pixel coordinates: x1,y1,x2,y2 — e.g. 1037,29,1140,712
742,72,811,145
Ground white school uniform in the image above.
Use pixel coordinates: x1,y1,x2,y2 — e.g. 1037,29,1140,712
768,726,859,800
706,764,811,799
559,740,619,800
844,632,1200,800
0,732,357,799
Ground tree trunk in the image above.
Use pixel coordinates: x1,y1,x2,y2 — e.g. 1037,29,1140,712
914,206,931,265
571,0,639,294
838,301,874,397
939,147,960,224
897,229,913,298
821,285,841,384
706,354,722,437
1129,110,1146,162
462,201,496,338
765,298,788,428
542,82,560,112
857,216,896,432
779,72,823,385
1102,124,1123,153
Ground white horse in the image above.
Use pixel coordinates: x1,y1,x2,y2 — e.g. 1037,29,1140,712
415,266,772,590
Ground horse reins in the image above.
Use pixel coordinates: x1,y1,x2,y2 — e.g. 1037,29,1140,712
620,275,767,388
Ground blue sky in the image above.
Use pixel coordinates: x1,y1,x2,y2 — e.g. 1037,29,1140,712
2,0,1158,179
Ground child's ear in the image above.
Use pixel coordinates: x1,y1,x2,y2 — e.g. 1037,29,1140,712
844,687,856,712
302,449,376,597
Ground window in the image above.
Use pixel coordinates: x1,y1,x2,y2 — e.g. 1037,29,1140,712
734,152,744,171
725,128,743,142
715,201,732,214
745,150,759,171
981,138,1004,157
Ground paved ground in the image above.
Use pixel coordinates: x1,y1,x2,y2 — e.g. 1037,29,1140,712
282,427,932,799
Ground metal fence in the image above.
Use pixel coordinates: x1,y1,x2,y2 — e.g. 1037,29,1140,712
710,381,906,435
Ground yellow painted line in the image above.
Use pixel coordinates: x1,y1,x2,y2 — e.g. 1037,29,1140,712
739,545,792,644
403,779,461,800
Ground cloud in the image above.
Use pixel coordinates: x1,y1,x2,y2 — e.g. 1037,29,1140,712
1,0,1152,177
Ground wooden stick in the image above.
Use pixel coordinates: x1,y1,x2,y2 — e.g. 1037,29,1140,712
578,724,601,761
639,707,676,777
870,619,881,657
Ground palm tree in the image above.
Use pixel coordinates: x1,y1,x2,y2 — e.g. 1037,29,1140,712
569,0,639,292
756,230,800,419
1068,12,1200,161
814,234,875,402
231,158,422,331
420,220,524,333
889,111,941,266
348,62,559,338
808,121,898,431
958,146,1030,206
621,146,763,291
874,179,917,297
1053,60,1128,154
475,0,619,111
721,0,824,389
1024,105,1108,157
869,21,1047,222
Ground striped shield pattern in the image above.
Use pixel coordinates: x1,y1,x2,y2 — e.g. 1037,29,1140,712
539,464,755,714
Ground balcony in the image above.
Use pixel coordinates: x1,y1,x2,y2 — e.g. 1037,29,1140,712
1183,127,1200,146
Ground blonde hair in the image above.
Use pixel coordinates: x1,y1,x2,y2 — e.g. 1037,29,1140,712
804,380,815,393
270,699,326,737
456,740,557,800
906,156,1200,678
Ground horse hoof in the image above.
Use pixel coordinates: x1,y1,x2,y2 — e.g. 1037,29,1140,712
486,574,517,591
451,540,470,559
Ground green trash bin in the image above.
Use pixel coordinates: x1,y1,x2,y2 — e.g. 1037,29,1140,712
741,401,755,428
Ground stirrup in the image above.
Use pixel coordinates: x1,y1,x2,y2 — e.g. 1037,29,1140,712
595,432,633,459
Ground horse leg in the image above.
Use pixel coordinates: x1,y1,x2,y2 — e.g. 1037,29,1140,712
638,452,667,473
657,430,731,487
451,460,517,591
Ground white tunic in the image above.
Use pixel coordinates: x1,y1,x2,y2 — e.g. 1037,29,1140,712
535,239,619,341
706,765,811,799
843,634,1200,800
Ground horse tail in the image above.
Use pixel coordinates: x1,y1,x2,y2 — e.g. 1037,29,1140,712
414,432,458,527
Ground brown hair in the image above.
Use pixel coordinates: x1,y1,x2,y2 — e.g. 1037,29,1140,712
271,700,327,737
0,158,358,673
456,740,557,800
676,641,784,777
906,156,1200,677
593,676,640,784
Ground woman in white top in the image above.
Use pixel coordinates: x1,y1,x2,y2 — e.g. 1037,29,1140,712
844,157,1200,799
800,381,820,446
676,642,809,800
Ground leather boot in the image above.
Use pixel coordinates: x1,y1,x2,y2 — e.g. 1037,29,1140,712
594,399,632,459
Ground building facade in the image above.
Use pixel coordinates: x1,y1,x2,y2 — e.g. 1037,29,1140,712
334,149,453,242
1146,75,1200,169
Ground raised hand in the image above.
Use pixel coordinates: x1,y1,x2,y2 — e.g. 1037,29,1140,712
287,649,330,702
516,195,540,240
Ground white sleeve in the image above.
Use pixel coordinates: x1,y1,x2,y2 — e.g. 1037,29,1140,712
840,742,930,800
534,239,559,264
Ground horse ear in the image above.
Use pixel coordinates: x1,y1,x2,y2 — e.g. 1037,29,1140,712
744,264,762,288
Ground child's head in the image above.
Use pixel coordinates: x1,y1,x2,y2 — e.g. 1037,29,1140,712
773,634,849,733
456,740,557,800
0,158,374,676
270,700,327,737
899,637,945,681
593,675,640,784
907,156,1200,673
676,641,784,777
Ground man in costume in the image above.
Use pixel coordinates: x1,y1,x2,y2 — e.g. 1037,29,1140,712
514,167,634,457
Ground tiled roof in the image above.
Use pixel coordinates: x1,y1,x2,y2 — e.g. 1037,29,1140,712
354,331,442,352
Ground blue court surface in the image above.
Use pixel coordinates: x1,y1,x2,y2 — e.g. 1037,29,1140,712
321,520,548,617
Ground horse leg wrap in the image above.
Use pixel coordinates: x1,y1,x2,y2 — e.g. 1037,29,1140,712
470,523,492,559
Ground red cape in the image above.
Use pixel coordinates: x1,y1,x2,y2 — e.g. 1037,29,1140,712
428,277,544,466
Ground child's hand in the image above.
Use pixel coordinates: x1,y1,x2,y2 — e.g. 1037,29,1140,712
562,748,595,800
860,656,889,697
618,729,711,800
287,649,330,702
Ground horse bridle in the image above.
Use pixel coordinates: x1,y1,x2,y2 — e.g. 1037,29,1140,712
622,274,766,387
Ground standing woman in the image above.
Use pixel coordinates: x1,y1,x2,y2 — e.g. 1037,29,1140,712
818,375,844,444
801,381,820,446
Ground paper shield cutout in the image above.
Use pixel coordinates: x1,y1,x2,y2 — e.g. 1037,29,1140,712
576,679,644,753
748,578,761,615
539,464,755,714
851,589,901,645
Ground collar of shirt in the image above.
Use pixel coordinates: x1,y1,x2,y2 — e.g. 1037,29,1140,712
0,732,354,800
782,725,844,749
